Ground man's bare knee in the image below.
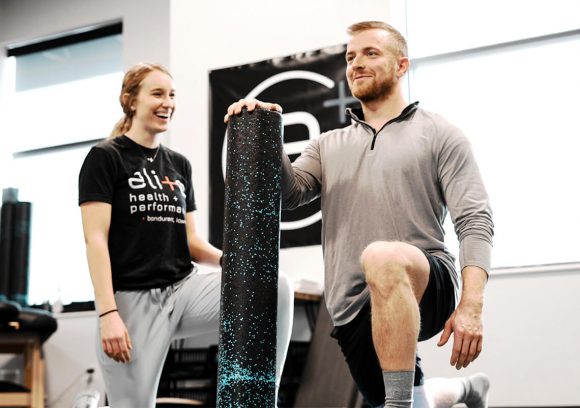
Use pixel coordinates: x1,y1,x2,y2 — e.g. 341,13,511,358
361,241,410,272
361,242,410,294
361,241,431,299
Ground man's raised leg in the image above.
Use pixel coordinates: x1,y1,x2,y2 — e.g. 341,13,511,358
361,241,430,408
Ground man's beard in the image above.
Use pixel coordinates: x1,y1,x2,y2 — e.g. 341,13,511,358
351,75,396,103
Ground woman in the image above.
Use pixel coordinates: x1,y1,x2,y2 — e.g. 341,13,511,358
79,63,293,407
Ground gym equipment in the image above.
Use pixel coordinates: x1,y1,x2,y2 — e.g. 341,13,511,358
217,108,283,407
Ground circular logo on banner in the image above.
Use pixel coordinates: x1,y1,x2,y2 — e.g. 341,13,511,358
222,70,335,231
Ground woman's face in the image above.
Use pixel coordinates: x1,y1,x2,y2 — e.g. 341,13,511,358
130,70,175,136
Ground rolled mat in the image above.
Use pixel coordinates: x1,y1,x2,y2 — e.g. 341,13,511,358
217,108,283,408
9,201,32,306
0,202,15,301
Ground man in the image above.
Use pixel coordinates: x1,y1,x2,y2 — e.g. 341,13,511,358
226,21,493,408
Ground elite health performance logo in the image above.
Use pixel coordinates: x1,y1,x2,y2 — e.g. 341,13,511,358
127,167,187,223
221,70,354,230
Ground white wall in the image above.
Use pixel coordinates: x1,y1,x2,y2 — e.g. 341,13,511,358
2,1,579,407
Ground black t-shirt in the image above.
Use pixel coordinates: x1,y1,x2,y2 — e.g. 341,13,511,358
78,136,196,291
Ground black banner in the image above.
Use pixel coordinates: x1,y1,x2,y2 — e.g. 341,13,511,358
209,45,360,248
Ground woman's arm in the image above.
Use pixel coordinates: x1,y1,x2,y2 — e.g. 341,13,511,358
81,202,132,363
185,211,222,266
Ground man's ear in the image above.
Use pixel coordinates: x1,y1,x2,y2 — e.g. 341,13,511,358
398,57,410,78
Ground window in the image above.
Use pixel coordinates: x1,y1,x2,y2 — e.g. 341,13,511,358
1,24,123,304
404,0,580,269
405,0,580,58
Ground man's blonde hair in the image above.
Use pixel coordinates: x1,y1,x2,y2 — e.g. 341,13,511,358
347,21,408,58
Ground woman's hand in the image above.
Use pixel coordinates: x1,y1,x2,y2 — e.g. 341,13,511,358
100,311,133,363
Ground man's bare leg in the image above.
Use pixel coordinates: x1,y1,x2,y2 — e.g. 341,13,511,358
361,242,430,408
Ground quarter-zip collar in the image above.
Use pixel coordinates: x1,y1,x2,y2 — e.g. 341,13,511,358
346,101,420,150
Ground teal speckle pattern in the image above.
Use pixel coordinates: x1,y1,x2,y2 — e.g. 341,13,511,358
217,108,283,408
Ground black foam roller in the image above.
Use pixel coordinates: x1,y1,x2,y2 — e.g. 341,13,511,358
217,108,283,408
9,202,32,306
0,203,15,300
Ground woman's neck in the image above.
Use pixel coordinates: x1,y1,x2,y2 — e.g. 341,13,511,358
125,128,161,148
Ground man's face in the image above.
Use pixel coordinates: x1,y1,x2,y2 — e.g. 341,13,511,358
345,28,402,103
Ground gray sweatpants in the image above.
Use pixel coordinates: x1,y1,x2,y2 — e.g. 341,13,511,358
97,270,294,407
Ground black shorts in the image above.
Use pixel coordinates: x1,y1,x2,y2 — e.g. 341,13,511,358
330,251,455,407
